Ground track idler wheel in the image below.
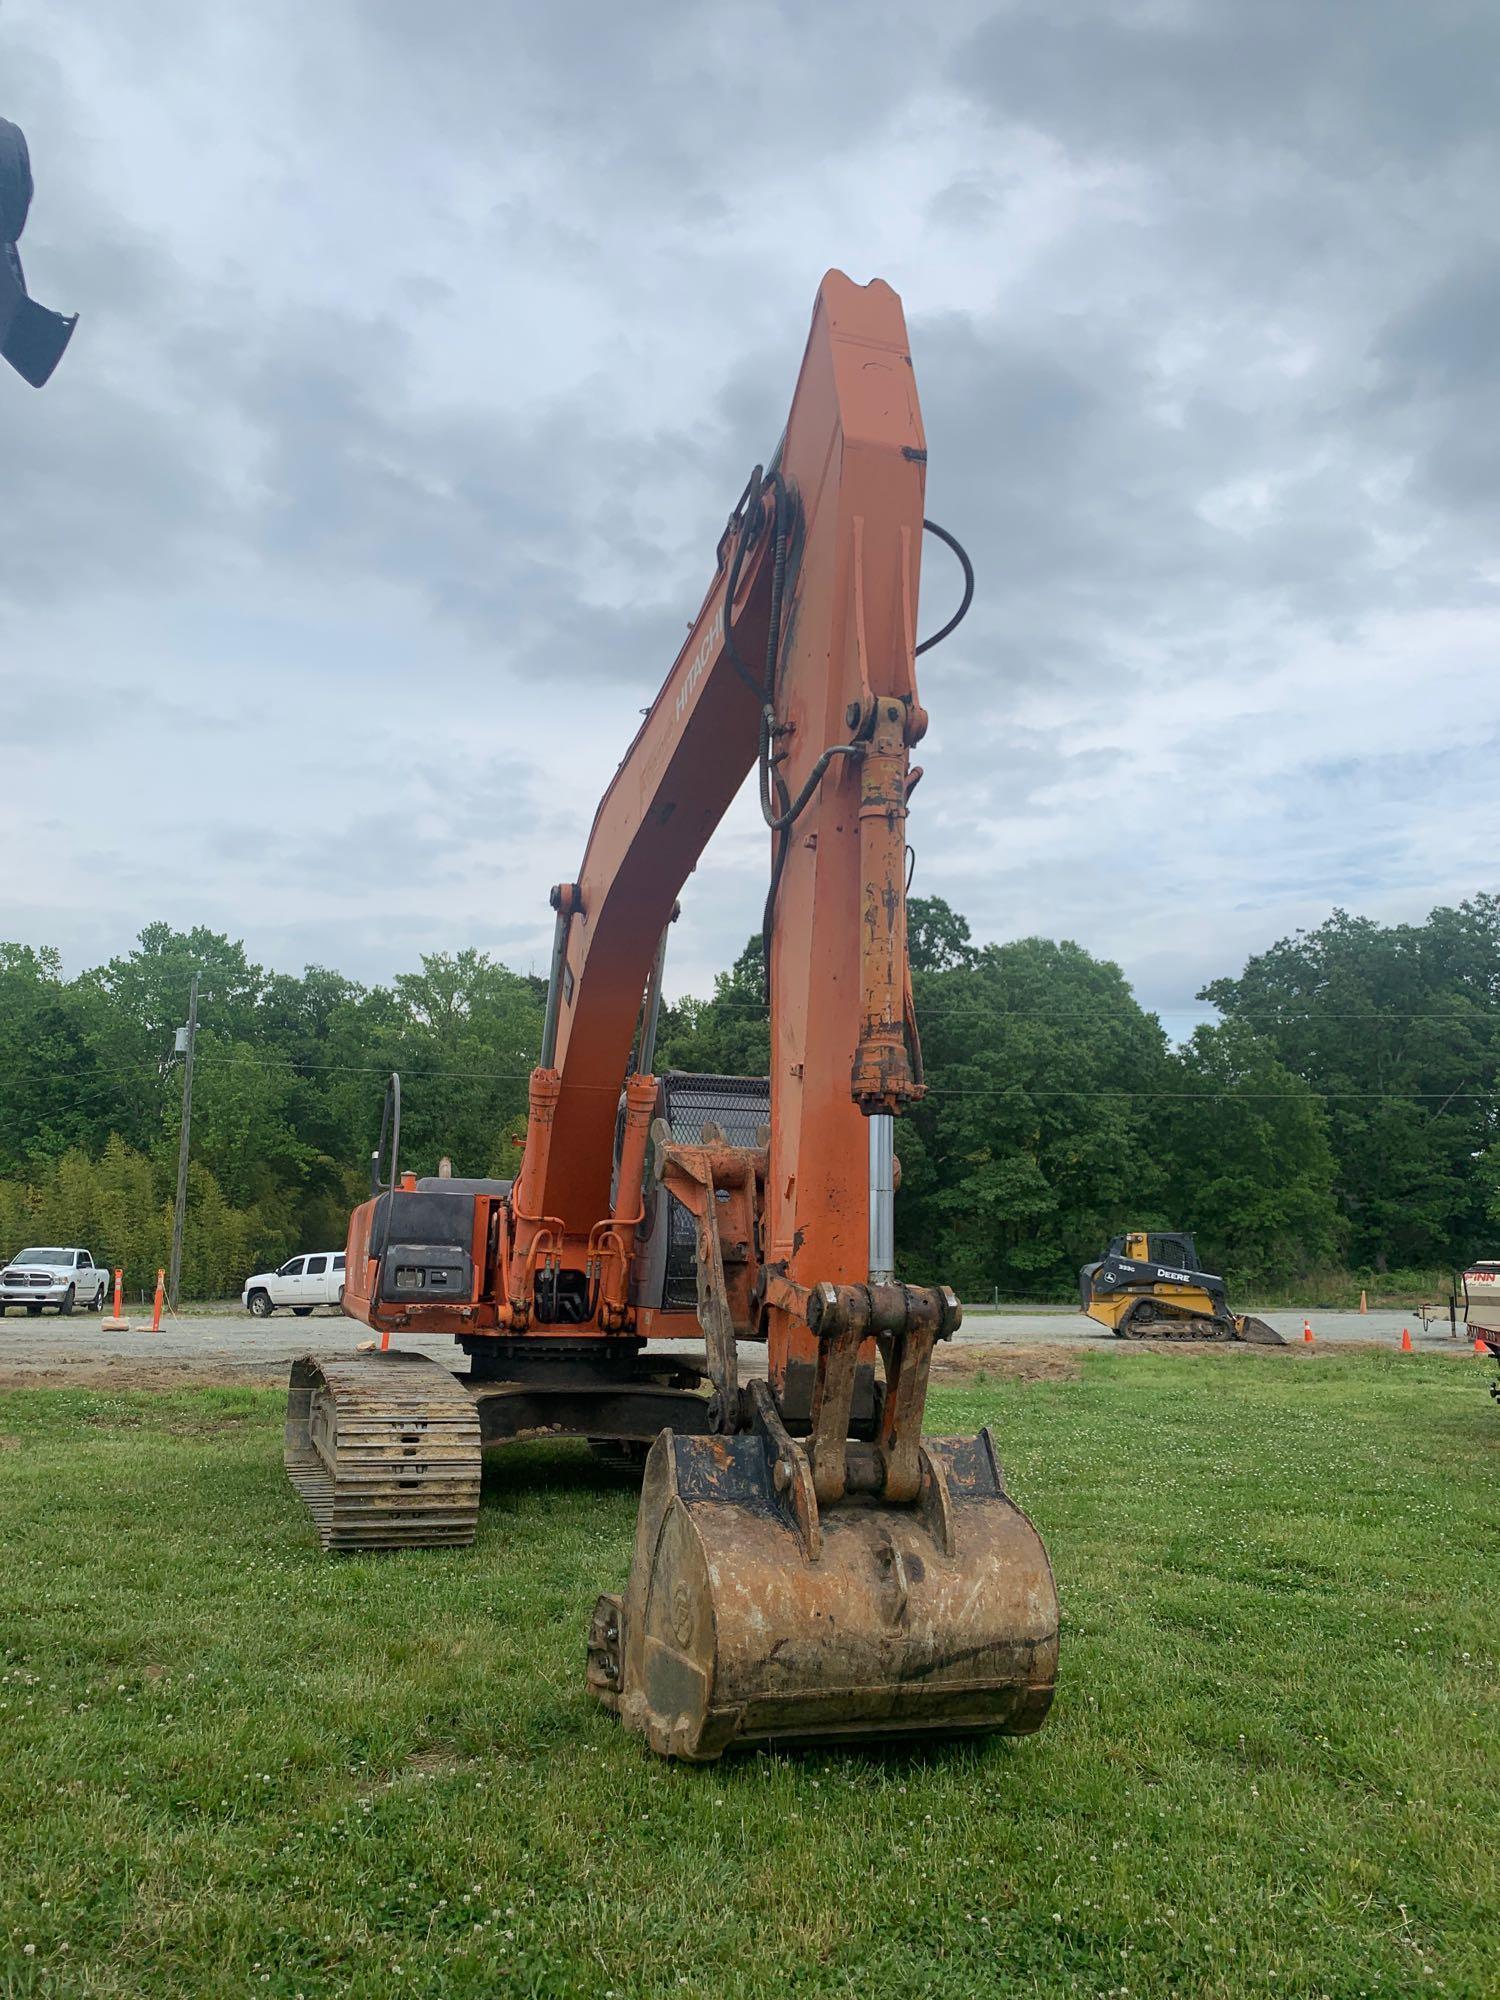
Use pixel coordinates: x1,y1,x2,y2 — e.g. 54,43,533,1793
588,1412,1058,1761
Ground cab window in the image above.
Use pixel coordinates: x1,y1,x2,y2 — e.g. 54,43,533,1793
280,1257,305,1278
332,1254,345,1271
305,1255,328,1277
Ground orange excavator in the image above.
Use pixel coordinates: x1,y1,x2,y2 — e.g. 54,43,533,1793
283,272,1059,1760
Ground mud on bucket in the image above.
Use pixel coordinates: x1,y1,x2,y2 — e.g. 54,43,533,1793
588,1421,1058,1762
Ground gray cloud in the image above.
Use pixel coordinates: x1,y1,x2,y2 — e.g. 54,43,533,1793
1,0,1495,1016
955,1,1500,165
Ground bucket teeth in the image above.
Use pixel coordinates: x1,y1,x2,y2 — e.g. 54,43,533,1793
284,1352,482,1552
594,1425,1058,1761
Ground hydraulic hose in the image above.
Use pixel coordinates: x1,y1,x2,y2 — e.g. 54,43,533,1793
914,519,974,656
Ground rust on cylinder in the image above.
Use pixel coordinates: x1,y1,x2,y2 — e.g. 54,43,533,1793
850,699,923,1115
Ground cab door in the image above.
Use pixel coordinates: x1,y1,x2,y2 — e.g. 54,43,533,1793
302,1253,330,1307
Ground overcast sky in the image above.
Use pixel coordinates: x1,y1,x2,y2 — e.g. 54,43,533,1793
3,0,1496,1030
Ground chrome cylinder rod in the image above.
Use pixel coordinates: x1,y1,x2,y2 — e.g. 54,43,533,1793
539,900,572,1069
636,920,671,1076
868,1113,895,1284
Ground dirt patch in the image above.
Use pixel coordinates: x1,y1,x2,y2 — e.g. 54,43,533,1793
1118,1337,1359,1359
1117,1338,1287,1360
931,1344,1083,1384
0,1359,286,1392
0,1433,19,1450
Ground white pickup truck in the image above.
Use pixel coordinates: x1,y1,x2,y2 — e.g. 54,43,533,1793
241,1251,346,1318
0,1246,109,1316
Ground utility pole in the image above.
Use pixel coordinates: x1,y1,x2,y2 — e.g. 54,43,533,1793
167,972,199,1311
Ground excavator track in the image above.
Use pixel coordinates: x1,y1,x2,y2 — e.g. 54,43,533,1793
284,1352,482,1551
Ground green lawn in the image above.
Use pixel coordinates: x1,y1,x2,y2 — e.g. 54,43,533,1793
1,1351,1495,1999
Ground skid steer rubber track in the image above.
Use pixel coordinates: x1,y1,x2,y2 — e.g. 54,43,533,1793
1115,1303,1228,1341
284,1351,482,1552
1116,1307,1286,1345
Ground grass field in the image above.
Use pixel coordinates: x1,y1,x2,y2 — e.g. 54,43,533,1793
1,1350,1495,1999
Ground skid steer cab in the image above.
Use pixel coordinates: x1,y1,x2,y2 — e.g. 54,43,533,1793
282,272,1061,1763
1080,1231,1284,1344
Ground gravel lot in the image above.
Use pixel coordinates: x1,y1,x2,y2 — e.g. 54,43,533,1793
0,1300,1481,1385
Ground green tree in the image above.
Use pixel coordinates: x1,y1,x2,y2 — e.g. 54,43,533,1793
319,951,543,1184
0,944,111,1171
655,938,770,1076
1158,1021,1342,1286
900,937,1174,1298
908,895,976,973
1202,898,1500,1269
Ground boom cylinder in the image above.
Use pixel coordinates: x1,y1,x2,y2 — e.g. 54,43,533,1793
636,916,672,1077
540,884,579,1069
868,1114,895,1284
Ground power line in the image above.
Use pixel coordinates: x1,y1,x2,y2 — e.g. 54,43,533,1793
175,1058,1500,1100
11,1060,1496,1107
925,1088,1497,1101
666,996,1500,1021
196,1056,537,1080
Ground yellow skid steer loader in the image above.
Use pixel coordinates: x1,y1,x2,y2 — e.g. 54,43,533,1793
1080,1232,1285,1344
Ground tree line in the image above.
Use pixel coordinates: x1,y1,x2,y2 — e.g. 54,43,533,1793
0,896,1495,1300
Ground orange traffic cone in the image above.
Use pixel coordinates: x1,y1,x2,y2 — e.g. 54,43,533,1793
1399,1326,1413,1352
101,1266,130,1332
1475,1337,1488,1355
149,1268,165,1333
1358,1290,1368,1314
1302,1320,1314,1344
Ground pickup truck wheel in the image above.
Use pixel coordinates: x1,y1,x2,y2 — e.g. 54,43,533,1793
336,1285,345,1312
292,1306,313,1318
246,1289,273,1319
58,1285,75,1316
92,1281,107,1310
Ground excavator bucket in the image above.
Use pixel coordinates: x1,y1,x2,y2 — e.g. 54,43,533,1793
588,1418,1058,1761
